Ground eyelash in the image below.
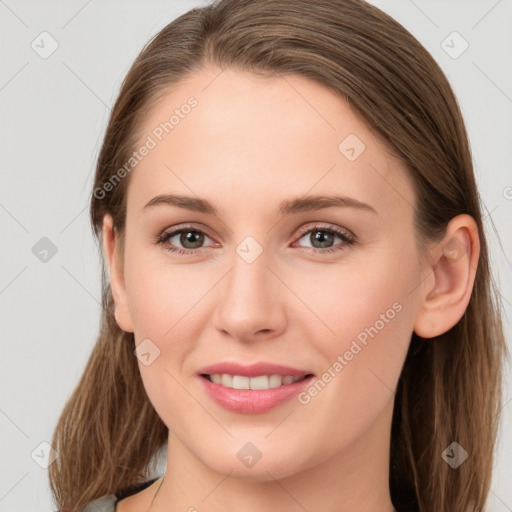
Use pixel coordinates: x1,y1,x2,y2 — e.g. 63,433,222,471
155,223,357,256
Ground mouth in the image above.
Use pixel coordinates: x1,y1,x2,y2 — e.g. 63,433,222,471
197,362,316,414
200,373,314,390
196,361,316,413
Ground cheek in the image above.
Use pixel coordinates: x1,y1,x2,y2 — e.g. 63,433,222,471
125,254,205,431
302,247,418,428
295,244,417,351
123,243,204,336
328,267,412,361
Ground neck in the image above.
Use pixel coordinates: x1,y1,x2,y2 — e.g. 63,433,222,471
150,400,396,512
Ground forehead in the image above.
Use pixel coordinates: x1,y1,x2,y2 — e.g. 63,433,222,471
126,67,415,219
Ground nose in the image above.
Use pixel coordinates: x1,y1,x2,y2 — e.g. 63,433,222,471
212,246,286,343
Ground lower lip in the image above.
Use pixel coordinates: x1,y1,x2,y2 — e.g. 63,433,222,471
198,375,315,414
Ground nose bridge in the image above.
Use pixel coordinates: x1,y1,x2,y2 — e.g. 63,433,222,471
225,238,273,306
214,234,284,337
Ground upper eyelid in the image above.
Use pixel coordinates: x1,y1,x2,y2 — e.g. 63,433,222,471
161,223,216,242
294,223,353,238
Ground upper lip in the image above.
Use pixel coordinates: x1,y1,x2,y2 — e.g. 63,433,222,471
198,361,314,378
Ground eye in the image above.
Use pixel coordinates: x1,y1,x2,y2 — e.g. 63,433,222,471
155,224,216,255
292,224,356,254
155,223,356,256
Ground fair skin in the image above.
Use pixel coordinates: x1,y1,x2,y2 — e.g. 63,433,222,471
102,67,479,512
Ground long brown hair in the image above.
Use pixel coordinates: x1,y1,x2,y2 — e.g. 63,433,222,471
49,1,508,510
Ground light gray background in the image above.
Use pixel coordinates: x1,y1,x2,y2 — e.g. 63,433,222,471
0,1,511,510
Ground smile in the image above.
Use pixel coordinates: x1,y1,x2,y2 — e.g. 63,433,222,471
202,373,309,390
198,372,315,414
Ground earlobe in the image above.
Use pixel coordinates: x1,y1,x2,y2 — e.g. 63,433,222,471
413,214,480,339
102,214,134,333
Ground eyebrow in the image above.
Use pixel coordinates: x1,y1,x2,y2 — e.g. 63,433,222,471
142,193,378,216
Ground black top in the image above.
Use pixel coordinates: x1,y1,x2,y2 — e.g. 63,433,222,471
102,478,419,512
114,477,160,511
83,478,419,512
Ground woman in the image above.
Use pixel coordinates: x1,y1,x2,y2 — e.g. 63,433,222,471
49,0,507,511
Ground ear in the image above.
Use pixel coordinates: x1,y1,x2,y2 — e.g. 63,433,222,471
102,214,134,333
413,214,480,338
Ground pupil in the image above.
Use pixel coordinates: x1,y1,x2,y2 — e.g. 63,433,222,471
181,231,204,249
312,230,333,248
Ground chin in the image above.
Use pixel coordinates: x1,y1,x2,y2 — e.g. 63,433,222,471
199,446,307,482
215,463,295,482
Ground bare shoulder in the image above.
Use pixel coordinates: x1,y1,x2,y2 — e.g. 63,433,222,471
116,477,163,512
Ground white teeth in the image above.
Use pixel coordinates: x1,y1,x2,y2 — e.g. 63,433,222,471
250,375,269,390
269,375,282,388
232,375,250,389
220,374,233,387
208,373,304,390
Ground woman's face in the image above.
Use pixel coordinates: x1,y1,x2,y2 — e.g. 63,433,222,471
109,67,427,480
